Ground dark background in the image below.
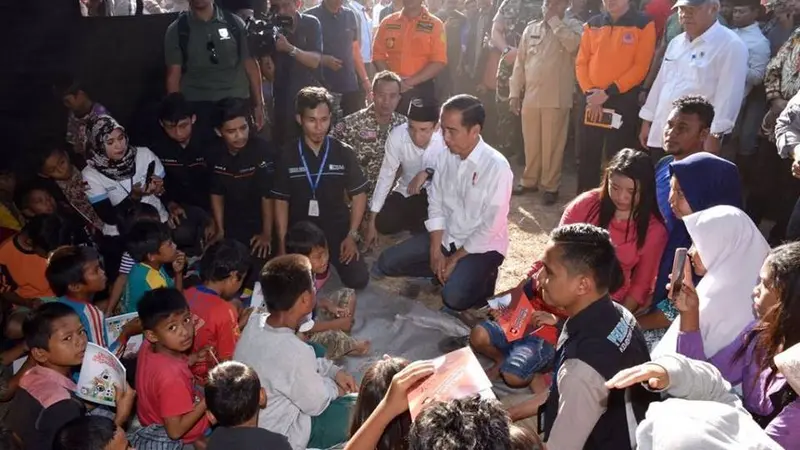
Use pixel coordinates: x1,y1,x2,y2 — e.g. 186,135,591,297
1,0,175,165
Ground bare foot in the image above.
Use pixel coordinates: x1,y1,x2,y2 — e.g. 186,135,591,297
530,372,553,394
486,364,503,380
349,340,371,356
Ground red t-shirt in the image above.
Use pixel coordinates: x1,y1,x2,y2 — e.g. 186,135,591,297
135,341,209,443
185,286,241,383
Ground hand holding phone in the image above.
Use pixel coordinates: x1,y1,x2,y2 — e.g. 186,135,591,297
669,248,688,300
145,161,156,189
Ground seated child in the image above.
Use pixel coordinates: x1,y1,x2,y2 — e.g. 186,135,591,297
234,255,359,450
46,246,139,355
349,357,411,450
14,181,94,248
205,361,291,450
54,416,130,450
185,239,250,383
8,303,134,450
122,221,185,313
132,288,209,447
469,262,566,388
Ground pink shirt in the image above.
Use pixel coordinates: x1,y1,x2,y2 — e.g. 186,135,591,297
560,189,667,306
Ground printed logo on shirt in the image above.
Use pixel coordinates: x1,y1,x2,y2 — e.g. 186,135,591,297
218,28,231,40
606,313,635,353
359,129,378,140
386,37,396,48
258,161,268,169
289,166,308,174
622,32,634,45
329,164,345,171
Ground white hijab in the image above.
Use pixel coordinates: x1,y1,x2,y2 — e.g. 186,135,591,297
652,205,770,359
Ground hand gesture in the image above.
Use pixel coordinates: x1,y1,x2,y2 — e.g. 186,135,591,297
340,235,360,264
250,233,271,259
335,370,359,394
167,202,187,229
586,88,608,107
148,176,165,196
322,55,344,71
606,362,669,391
381,360,436,418
275,33,293,53
532,310,557,327
509,97,521,116
407,170,428,196
172,251,187,274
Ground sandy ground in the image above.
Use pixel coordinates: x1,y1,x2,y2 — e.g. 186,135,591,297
365,161,577,313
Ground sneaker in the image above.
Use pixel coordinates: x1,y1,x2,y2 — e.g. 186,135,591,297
512,184,538,196
543,191,558,205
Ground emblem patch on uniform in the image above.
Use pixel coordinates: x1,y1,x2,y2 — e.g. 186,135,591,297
218,27,231,40
359,130,378,140
416,21,434,32
386,37,395,48
386,23,402,30
622,32,634,44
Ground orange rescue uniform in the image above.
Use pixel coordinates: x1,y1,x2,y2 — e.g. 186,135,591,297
575,8,656,96
372,7,448,78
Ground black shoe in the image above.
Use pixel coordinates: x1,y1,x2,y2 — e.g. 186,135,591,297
513,184,538,196
543,191,558,205
399,281,421,299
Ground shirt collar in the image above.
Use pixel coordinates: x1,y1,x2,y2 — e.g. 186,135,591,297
738,22,760,33
684,20,721,44
401,6,431,20
190,4,226,23
464,137,487,165
563,295,615,335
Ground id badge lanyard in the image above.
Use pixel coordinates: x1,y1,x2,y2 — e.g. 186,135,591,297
298,137,330,217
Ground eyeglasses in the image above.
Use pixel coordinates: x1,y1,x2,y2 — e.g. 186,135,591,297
207,40,219,65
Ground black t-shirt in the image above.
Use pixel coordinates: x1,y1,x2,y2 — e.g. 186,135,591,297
208,136,277,226
271,136,368,229
273,14,324,115
8,389,84,450
207,426,291,450
150,132,210,210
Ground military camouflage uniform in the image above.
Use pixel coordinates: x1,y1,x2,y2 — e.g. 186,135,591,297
331,105,408,199
494,0,543,157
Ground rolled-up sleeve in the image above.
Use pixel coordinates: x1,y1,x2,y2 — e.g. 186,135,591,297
424,155,447,232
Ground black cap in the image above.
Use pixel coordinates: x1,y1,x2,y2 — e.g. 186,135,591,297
407,98,440,123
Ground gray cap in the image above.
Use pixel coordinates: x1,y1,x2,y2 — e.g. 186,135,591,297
672,0,710,7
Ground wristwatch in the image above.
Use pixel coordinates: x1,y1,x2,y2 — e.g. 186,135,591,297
425,168,435,180
348,230,360,242
289,46,298,58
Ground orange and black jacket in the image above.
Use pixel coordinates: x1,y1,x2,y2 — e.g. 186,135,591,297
575,8,656,97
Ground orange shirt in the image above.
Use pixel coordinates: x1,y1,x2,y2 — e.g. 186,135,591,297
372,7,447,78
575,8,656,95
0,235,54,301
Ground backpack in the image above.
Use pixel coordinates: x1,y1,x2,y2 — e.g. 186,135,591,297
177,10,244,74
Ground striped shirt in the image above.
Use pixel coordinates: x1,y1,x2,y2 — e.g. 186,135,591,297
58,297,122,354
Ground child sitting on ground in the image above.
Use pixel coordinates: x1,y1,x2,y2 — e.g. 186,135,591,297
53,416,130,450
185,239,250,383
205,361,291,450
46,246,139,356
7,303,135,450
122,221,185,313
132,288,209,448
14,181,94,248
234,255,359,450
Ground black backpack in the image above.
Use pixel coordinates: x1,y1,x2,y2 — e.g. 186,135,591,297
176,10,244,74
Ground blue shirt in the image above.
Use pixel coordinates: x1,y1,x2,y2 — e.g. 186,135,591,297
655,156,676,234
306,5,360,94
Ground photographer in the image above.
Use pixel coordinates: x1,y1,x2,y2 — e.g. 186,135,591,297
268,0,325,146
164,0,265,141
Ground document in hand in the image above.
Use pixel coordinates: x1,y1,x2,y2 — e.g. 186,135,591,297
488,287,560,345
407,347,495,420
76,342,127,407
105,312,143,357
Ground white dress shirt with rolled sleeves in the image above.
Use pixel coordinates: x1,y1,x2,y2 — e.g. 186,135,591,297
734,23,771,96
370,123,447,213
640,21,749,148
425,138,513,256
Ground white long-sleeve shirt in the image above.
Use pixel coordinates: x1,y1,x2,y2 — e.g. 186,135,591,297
734,23,771,96
370,123,447,213
640,21,748,148
234,314,341,450
425,138,512,256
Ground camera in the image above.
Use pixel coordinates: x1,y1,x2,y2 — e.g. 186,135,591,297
245,4,294,57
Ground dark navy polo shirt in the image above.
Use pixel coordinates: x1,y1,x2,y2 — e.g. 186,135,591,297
306,5,360,94
270,136,368,229
273,13,324,114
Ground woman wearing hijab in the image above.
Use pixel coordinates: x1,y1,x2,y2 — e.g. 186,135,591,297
639,152,743,348
82,115,170,228
652,205,770,360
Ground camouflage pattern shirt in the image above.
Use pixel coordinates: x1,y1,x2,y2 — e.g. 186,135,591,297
331,105,408,196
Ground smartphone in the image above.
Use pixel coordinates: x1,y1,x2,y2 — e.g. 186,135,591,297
145,161,156,188
670,248,688,298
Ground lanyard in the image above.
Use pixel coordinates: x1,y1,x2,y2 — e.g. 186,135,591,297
298,137,330,199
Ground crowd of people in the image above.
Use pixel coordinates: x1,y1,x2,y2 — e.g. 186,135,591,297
2,0,800,447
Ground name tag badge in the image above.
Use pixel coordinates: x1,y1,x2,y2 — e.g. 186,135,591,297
308,199,320,217
218,28,230,40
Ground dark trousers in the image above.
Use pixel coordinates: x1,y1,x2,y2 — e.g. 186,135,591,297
397,80,436,115
341,90,365,117
787,196,800,242
375,233,504,310
746,138,800,245
375,191,429,235
273,105,302,147
323,223,370,289
576,90,640,194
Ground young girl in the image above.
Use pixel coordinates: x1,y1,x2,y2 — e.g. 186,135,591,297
560,148,667,312
673,241,800,448
349,357,412,450
653,205,770,359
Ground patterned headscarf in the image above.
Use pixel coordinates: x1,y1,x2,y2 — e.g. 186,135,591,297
87,115,137,181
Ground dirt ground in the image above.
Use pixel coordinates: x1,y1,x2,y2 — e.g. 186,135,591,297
366,162,577,312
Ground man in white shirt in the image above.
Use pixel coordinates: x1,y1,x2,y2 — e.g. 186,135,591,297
639,0,748,158
348,0,375,78
363,98,447,249
373,95,512,311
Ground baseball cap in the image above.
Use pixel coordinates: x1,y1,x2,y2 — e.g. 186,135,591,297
673,0,711,8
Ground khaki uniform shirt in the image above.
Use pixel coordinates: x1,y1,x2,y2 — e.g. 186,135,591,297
509,16,583,109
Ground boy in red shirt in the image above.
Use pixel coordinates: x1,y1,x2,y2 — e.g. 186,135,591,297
185,239,250,383
133,288,209,448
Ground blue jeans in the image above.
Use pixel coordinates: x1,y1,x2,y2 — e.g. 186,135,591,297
375,233,504,310
479,320,556,381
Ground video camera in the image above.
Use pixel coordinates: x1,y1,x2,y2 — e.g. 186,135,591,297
245,4,294,57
